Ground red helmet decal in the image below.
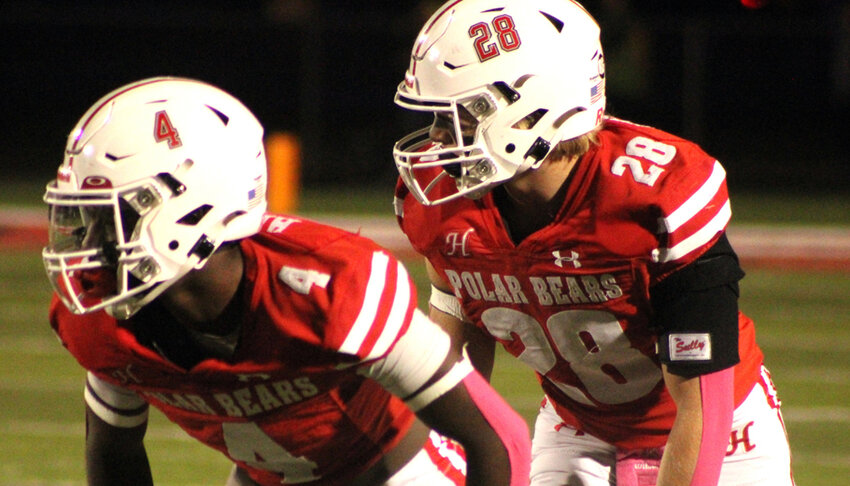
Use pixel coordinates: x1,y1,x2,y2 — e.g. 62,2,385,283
154,110,183,149
81,176,113,189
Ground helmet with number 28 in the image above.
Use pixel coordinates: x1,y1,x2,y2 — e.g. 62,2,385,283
394,0,605,205
43,77,267,319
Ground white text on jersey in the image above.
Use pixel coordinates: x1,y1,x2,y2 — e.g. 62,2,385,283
444,269,624,306
140,377,319,417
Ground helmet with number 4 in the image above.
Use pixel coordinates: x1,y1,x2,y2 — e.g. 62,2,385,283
393,0,605,205
43,77,267,319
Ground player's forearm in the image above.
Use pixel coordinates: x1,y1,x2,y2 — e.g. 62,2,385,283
85,409,153,486
427,278,496,380
418,371,531,486
658,368,733,486
460,372,531,486
86,442,153,486
657,403,702,485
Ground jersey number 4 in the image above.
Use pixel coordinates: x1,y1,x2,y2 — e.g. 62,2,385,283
153,110,183,149
223,422,319,482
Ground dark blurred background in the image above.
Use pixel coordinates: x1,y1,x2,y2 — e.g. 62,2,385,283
2,0,848,197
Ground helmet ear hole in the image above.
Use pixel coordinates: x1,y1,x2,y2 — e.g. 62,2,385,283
223,211,247,227
177,204,213,226
513,109,548,130
553,107,587,129
513,75,533,88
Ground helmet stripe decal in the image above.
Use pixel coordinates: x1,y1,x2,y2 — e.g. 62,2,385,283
410,0,467,83
69,78,172,153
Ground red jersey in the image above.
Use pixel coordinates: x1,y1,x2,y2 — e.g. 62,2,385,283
51,214,419,486
396,118,764,449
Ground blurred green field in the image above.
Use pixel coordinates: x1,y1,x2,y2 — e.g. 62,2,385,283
1,186,849,485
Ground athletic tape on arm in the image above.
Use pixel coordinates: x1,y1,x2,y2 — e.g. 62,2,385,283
691,367,734,486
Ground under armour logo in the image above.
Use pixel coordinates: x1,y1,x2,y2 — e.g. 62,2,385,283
553,250,582,268
445,229,475,257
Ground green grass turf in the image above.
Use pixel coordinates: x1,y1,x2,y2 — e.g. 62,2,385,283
1,248,848,484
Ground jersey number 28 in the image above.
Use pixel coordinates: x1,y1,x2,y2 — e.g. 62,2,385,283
481,307,661,406
611,136,676,187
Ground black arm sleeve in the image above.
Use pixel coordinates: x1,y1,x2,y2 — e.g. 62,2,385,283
651,233,745,377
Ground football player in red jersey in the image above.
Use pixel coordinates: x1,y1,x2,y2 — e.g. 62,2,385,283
392,1,794,485
43,77,531,486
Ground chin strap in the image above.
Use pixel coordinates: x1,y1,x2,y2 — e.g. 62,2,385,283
691,367,735,486
521,137,552,171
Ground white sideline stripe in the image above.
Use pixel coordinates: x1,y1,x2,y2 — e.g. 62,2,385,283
3,208,850,263
0,206,45,227
1,379,81,392
779,367,850,385
0,336,67,355
0,481,84,486
317,215,850,264
757,334,850,352
782,406,850,423
791,452,850,468
2,420,195,441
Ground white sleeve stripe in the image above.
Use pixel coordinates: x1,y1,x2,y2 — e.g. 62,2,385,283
85,386,149,428
653,200,731,263
365,261,412,361
660,161,726,234
86,372,147,410
340,251,390,355
85,374,148,428
405,352,475,412
359,308,451,398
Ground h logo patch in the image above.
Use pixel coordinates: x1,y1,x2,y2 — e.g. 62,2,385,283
445,229,475,257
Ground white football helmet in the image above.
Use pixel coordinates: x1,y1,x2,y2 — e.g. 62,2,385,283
393,0,606,205
43,77,267,319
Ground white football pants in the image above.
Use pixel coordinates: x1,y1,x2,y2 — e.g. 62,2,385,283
530,366,794,486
